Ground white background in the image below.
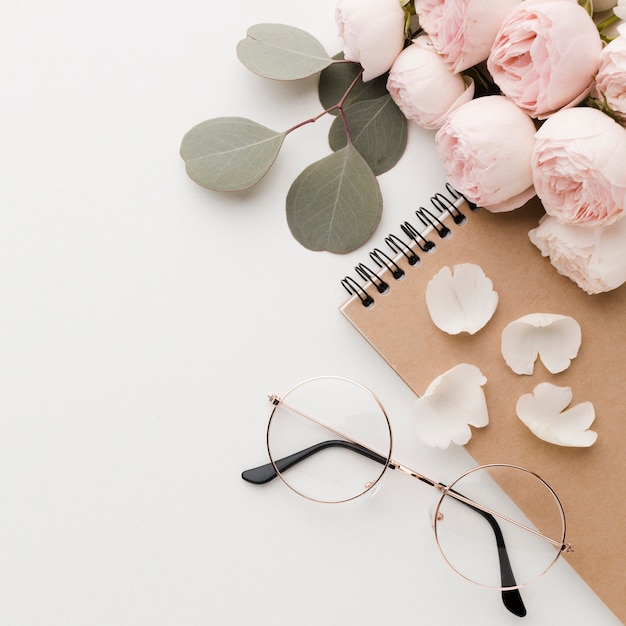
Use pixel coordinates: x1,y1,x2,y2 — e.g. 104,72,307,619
0,1,621,624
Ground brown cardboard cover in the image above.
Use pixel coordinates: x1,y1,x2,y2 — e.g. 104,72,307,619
340,199,626,623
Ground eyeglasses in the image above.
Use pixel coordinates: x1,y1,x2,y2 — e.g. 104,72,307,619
242,376,573,618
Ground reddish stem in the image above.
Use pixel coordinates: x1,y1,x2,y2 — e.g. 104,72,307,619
284,66,365,145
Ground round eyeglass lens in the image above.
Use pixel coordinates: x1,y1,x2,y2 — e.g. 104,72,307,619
266,376,392,503
433,464,567,590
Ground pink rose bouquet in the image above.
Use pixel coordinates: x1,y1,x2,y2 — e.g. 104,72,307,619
327,0,626,291
333,0,626,293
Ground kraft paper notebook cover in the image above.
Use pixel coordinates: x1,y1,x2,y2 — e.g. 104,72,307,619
339,189,625,623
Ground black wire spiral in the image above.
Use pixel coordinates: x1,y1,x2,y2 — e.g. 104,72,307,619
340,185,478,307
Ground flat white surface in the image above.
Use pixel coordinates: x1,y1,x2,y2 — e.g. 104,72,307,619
0,2,621,625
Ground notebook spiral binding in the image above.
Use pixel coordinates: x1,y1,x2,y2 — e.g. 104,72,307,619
341,184,479,308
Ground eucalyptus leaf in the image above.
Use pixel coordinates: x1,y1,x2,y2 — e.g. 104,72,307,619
180,117,285,192
236,23,334,80
328,95,407,175
286,145,382,253
318,53,389,114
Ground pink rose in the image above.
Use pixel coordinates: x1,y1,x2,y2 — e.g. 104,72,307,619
386,35,475,129
487,0,602,118
335,0,405,82
529,215,626,294
414,0,522,72
532,107,626,227
435,95,536,212
594,35,626,122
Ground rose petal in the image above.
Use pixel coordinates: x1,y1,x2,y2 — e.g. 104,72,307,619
386,35,475,129
529,214,626,294
614,0,626,20
531,108,626,228
487,0,602,118
434,95,537,211
414,364,489,449
425,263,498,335
415,0,523,73
501,313,582,375
594,35,626,120
335,0,405,81
516,383,597,447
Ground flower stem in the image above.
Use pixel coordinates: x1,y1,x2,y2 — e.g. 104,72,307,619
596,13,620,32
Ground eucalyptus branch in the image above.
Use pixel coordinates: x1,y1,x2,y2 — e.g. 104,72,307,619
285,110,330,134
181,23,408,253
285,66,365,145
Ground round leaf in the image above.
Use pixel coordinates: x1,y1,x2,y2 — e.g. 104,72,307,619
236,23,333,80
286,145,383,253
318,53,389,114
180,117,285,191
328,95,407,175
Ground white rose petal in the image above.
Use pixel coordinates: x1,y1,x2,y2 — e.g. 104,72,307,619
414,364,489,449
501,313,582,375
516,383,597,447
425,263,498,335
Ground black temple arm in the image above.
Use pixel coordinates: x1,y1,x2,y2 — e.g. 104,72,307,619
243,442,526,617
448,487,526,617
241,439,389,484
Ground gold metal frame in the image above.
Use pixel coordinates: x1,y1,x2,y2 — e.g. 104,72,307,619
261,375,572,591
433,463,571,590
265,375,393,503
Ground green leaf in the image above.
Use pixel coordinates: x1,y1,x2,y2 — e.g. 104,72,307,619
180,117,285,192
328,95,407,175
236,23,333,80
286,145,382,253
318,53,389,114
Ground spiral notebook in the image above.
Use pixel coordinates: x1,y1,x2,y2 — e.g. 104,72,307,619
339,187,626,623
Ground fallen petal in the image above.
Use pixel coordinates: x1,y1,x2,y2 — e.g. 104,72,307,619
501,313,582,375
414,364,488,449
516,383,597,447
425,263,499,335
